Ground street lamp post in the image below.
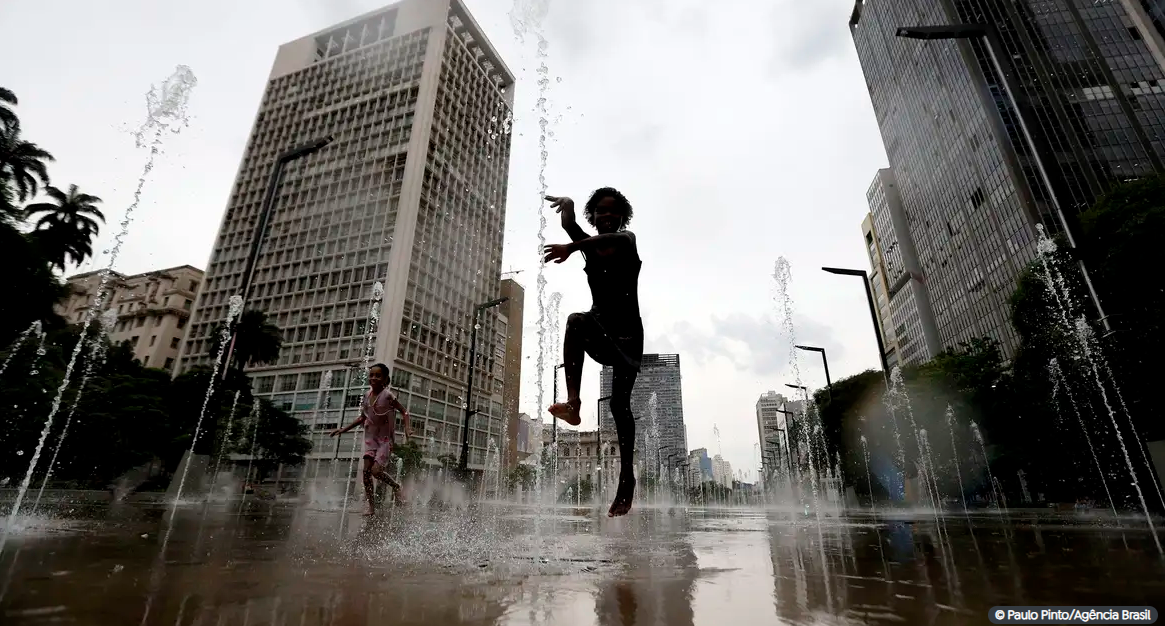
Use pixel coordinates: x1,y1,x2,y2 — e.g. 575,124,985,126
458,296,509,475
822,267,891,384
895,24,1111,335
222,136,333,378
795,345,832,402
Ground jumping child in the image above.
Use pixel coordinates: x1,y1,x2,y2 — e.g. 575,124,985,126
541,188,643,517
330,363,412,516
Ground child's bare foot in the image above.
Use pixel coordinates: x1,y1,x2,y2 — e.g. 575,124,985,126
548,399,582,426
608,476,635,517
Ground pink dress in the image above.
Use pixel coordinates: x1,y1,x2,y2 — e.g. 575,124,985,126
361,387,397,466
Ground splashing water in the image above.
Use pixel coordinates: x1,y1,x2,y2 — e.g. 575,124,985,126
208,390,242,500
771,257,832,611
31,311,117,514
1035,228,1161,552
1048,358,1117,516
945,406,968,515
1073,317,1160,552
360,281,385,368
509,0,554,460
888,367,928,503
0,321,43,379
2,70,196,557
171,295,243,511
970,422,1002,513
236,402,263,517
860,434,875,511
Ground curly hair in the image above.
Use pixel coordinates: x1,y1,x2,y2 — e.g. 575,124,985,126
584,187,633,230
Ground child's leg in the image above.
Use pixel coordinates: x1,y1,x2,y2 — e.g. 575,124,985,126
362,456,377,512
608,366,638,517
549,313,587,425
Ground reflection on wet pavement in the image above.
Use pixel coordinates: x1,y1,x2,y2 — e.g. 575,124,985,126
1,501,1162,625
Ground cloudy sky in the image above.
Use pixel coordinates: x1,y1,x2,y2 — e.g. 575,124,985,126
0,0,888,477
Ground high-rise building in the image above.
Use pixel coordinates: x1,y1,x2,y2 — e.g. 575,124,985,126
177,0,515,474
755,391,787,480
849,0,1165,356
59,265,203,372
687,448,713,486
598,354,686,475
711,454,733,488
755,391,803,482
499,278,525,469
862,169,942,367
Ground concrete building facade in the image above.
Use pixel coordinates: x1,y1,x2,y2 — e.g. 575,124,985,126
499,278,525,469
862,169,942,366
598,354,686,478
850,0,1165,356
756,391,789,481
59,265,203,372
686,448,713,486
177,0,515,473
711,454,733,488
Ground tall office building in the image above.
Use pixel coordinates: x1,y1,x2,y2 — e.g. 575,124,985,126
756,391,804,481
598,354,687,475
59,265,203,372
862,169,942,366
177,0,515,473
499,278,525,469
755,391,787,480
850,0,1165,356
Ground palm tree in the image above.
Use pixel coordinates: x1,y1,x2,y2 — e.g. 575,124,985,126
0,87,18,133
208,310,283,370
0,124,53,221
25,184,105,271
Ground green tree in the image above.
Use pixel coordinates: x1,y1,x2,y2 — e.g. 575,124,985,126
0,223,67,344
208,310,283,370
506,464,537,492
0,87,18,134
25,184,105,271
252,398,311,466
0,123,53,220
392,439,425,477
1077,174,1165,439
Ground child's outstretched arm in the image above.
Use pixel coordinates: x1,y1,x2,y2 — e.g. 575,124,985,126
329,415,365,437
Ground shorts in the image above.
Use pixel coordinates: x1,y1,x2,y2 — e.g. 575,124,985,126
578,311,643,371
363,435,392,467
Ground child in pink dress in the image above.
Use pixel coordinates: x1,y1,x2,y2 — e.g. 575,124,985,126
330,363,412,516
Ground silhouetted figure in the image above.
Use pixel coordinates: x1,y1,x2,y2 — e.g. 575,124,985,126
542,188,642,517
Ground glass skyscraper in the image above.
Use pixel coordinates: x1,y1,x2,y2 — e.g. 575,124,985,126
850,0,1165,355
178,0,515,474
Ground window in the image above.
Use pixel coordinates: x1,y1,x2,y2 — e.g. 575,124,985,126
155,317,163,326
183,299,192,310
136,318,145,328
177,318,187,329
170,337,180,349
131,336,139,346
149,335,157,347
189,280,199,291
164,357,175,369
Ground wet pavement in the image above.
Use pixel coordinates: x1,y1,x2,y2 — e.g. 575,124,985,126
1,497,1163,625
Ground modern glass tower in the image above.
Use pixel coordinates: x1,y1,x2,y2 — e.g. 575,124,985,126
850,0,1165,355
177,0,515,475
